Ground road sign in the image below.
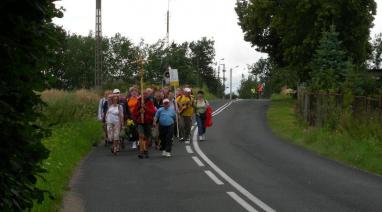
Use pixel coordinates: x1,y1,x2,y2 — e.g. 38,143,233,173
169,69,179,87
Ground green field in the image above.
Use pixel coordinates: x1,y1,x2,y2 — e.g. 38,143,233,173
267,94,382,176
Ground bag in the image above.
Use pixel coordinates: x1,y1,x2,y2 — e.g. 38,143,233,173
119,126,129,139
205,105,213,128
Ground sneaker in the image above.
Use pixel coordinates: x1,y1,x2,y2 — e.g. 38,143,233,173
166,152,172,157
162,151,167,156
199,136,203,141
203,135,207,141
132,141,137,149
144,151,149,159
138,154,144,159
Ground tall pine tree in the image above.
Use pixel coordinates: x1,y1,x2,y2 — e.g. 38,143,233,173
310,26,353,92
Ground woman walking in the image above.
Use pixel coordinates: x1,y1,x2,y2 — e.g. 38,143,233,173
127,87,140,149
194,91,209,141
106,94,124,155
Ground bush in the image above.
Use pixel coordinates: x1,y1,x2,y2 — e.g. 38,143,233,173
0,1,64,211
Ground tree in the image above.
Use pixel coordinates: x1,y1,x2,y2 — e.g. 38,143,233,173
309,26,353,92
235,0,377,86
0,0,64,210
369,33,382,69
238,75,258,99
190,37,223,95
105,33,139,83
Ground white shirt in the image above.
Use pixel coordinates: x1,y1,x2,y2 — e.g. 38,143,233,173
106,105,122,124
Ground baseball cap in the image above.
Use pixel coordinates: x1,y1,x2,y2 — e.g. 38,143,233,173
113,89,120,94
184,88,191,93
163,98,170,103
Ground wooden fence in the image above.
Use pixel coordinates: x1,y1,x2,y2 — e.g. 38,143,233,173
296,88,382,127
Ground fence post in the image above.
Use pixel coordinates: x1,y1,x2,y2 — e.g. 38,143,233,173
304,93,309,123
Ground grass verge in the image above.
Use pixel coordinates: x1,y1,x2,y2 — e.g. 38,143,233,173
267,94,382,176
31,120,102,212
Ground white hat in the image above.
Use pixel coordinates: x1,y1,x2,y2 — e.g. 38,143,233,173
184,88,191,93
163,98,170,103
113,89,120,94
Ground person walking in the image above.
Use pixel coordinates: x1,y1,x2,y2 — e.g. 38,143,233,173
154,98,176,157
194,91,209,141
106,94,124,155
176,87,194,142
152,91,164,149
98,90,111,146
132,91,156,159
127,87,140,149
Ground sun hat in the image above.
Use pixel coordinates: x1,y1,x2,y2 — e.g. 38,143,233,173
113,89,120,94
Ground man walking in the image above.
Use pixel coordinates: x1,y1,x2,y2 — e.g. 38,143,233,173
154,99,176,157
176,87,194,142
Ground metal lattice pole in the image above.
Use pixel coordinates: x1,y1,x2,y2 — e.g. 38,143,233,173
95,0,102,88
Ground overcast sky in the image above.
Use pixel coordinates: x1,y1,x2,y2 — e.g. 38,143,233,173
54,0,382,93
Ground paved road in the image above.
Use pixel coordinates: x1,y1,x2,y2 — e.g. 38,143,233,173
62,100,382,212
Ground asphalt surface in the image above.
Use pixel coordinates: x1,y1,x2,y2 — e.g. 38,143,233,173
62,99,382,212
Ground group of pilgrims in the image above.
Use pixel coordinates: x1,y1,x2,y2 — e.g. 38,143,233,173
97,85,213,158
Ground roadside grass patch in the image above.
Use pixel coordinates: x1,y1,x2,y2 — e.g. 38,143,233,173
267,94,382,175
31,89,102,212
31,120,102,212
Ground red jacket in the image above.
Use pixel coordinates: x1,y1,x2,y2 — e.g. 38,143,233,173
132,97,156,125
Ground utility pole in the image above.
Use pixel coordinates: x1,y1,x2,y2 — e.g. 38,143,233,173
230,68,233,100
222,64,226,99
218,65,220,81
95,0,102,88
166,0,170,47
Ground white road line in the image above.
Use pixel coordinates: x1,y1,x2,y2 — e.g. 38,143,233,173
192,156,205,167
227,192,258,212
193,101,276,212
212,102,232,116
185,145,194,154
204,170,224,185
212,102,230,115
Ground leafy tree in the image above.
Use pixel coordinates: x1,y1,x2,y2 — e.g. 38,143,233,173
238,75,258,98
105,33,139,83
309,26,353,92
190,37,223,95
369,33,382,69
166,42,197,85
235,0,377,86
0,0,64,210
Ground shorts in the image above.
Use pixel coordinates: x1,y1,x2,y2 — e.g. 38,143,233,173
107,123,121,141
137,124,152,138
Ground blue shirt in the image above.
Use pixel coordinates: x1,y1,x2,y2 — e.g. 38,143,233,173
155,107,176,126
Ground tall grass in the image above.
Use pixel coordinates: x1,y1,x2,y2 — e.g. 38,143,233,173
31,89,102,212
40,89,100,125
267,94,382,175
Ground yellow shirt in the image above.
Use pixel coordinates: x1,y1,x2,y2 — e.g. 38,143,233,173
176,95,194,116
